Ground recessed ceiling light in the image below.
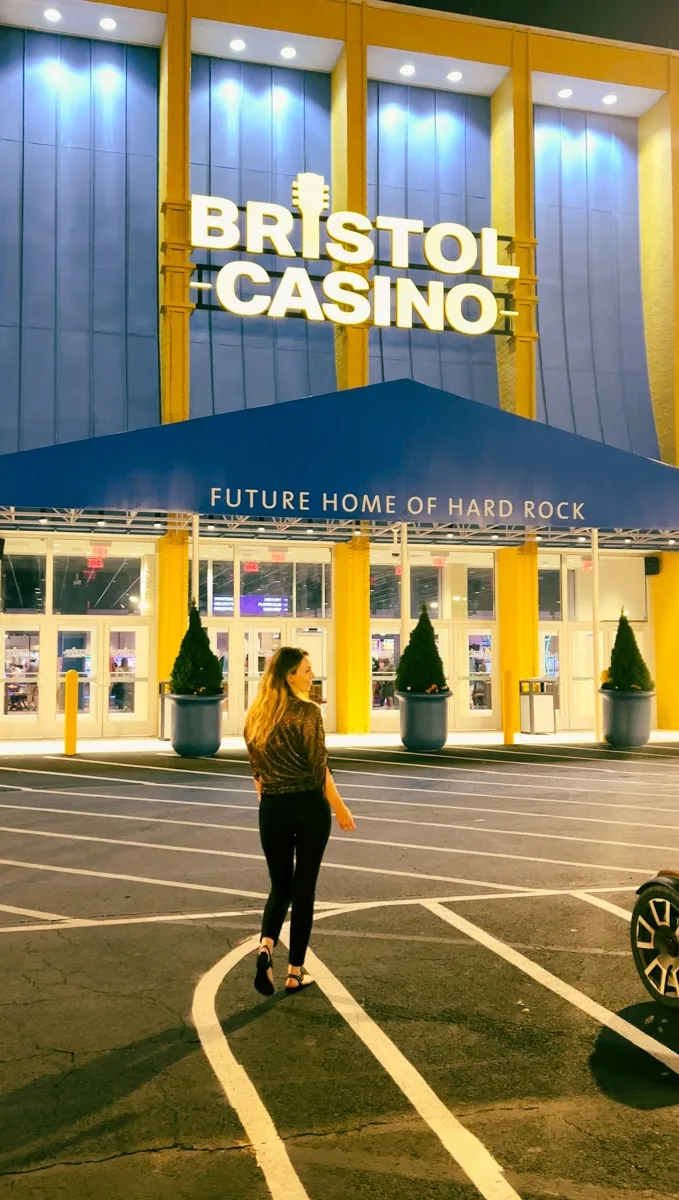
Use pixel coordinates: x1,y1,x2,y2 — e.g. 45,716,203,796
602,94,618,106
97,519,106,527
154,521,162,529
557,88,573,99
447,70,463,83
400,64,416,77
39,517,48,525
625,537,632,544
669,539,676,545
578,536,587,543
446,532,454,538
230,38,246,52
99,16,116,31
306,528,314,535
207,523,215,531
280,46,296,60
44,8,61,21
491,534,499,540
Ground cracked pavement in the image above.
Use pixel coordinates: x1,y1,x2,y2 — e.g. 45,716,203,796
0,747,679,1199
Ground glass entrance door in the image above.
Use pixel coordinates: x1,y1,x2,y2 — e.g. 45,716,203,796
453,627,497,730
240,623,332,731
52,622,153,738
1,627,42,737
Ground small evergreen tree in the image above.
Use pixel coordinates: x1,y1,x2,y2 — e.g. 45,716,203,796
396,604,448,694
170,604,224,696
601,612,654,693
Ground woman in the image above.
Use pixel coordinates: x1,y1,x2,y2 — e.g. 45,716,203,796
245,646,356,995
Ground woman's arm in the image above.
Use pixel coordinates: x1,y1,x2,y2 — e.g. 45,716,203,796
325,766,356,831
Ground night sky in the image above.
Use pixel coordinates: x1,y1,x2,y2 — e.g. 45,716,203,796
391,1,678,50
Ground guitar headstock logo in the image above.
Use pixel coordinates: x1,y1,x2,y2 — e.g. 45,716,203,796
291,172,330,260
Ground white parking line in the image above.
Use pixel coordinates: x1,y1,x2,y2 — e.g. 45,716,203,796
0,907,262,935
192,932,313,1200
423,901,679,1076
45,754,679,795
0,901,76,921
294,936,523,1200
572,892,635,921
0,821,657,878
0,856,269,900
4,799,677,861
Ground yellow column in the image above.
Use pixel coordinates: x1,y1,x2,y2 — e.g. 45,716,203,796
157,1,192,700
652,553,679,729
159,0,193,425
334,537,371,733
639,60,679,464
331,4,368,391
497,543,538,736
491,31,538,419
157,530,189,685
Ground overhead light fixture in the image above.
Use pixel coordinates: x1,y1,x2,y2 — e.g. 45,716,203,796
97,519,106,527
99,16,117,31
154,521,162,529
557,88,573,99
39,517,48,525
280,46,296,60
207,523,215,531
491,534,499,540
602,94,618,106
400,64,416,77
44,8,62,21
577,535,587,543
447,70,463,83
669,539,676,545
306,528,314,535
229,38,246,52
258,526,265,533
625,537,632,544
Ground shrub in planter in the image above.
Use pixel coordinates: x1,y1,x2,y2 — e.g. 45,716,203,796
396,604,451,752
600,612,655,748
170,603,224,757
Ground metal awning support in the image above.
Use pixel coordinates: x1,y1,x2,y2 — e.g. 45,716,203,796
591,527,602,743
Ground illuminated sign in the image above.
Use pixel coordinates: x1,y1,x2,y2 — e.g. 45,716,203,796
190,173,519,337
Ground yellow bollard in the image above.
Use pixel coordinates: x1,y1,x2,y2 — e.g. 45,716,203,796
503,669,516,747
64,669,78,756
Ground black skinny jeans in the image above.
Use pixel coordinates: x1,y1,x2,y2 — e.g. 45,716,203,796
259,789,332,967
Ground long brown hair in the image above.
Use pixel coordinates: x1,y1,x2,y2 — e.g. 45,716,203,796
244,646,308,749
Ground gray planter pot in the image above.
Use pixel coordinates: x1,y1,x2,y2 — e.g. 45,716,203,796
170,694,224,757
397,691,451,752
600,688,655,749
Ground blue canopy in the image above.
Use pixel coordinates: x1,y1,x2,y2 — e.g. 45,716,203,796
0,379,677,528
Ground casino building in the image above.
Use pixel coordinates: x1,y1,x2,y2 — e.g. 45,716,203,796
1,0,679,742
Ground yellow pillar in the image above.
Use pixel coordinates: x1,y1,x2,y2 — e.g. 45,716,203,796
331,4,368,391
334,537,371,733
652,553,679,729
157,530,189,684
159,0,193,425
491,31,538,419
157,2,192,701
639,61,679,465
63,670,78,756
497,543,539,735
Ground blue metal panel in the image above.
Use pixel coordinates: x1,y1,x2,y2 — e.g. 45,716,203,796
534,105,658,457
189,57,336,414
0,28,160,453
367,80,499,407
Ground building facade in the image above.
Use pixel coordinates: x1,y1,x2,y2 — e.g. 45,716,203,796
2,0,679,740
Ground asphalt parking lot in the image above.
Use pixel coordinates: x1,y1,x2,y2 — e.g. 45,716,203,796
1,743,679,1200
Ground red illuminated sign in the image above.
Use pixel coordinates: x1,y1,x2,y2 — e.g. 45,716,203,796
243,562,259,574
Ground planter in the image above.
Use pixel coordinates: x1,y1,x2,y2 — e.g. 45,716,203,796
397,691,451,752
600,688,655,749
170,693,224,757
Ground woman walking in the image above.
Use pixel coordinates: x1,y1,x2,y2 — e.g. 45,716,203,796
245,647,356,995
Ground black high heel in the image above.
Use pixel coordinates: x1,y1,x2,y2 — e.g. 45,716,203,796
254,946,274,996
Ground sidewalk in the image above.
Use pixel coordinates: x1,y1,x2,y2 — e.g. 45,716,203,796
1,730,679,757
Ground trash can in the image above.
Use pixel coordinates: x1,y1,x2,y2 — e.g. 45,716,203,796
519,678,557,734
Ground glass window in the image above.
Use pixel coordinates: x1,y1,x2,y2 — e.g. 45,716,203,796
3,631,40,714
109,632,137,713
468,634,492,711
371,633,400,709
296,563,325,618
240,561,293,617
198,562,208,615
468,567,494,619
212,561,234,616
56,631,93,714
1,555,46,613
370,566,401,618
53,557,142,615
539,569,562,620
600,557,647,622
411,567,440,618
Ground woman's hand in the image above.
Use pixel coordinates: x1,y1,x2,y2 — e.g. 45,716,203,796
336,804,356,832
